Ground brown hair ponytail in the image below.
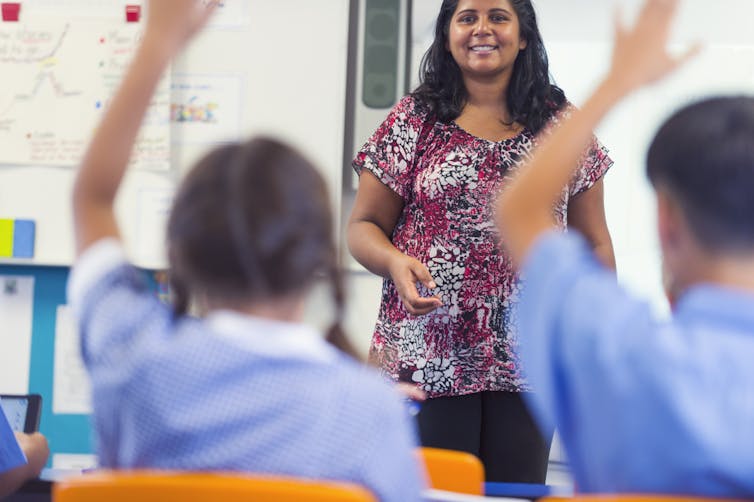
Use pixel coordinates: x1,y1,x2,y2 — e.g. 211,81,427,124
324,263,362,361
167,137,363,361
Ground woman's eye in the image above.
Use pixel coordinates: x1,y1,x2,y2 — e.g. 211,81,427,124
490,15,508,23
459,15,476,23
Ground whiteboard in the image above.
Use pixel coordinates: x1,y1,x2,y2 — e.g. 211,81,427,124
0,20,170,169
0,0,350,268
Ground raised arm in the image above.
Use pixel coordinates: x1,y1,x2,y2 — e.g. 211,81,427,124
497,0,697,265
72,0,216,257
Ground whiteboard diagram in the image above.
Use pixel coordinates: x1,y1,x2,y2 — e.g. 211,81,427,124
0,21,170,170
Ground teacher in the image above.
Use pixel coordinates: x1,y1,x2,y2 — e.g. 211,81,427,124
348,0,614,483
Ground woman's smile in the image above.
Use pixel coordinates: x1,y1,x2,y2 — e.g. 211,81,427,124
447,0,527,79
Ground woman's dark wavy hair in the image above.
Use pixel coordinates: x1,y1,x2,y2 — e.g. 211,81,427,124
412,0,565,133
167,137,360,359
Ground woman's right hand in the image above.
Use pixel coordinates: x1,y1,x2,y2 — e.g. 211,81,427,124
388,253,443,316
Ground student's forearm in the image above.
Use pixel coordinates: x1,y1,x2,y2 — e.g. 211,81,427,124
0,467,31,499
73,38,171,253
499,78,627,263
347,221,404,279
0,433,49,499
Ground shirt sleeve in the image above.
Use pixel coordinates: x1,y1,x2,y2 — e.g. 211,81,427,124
0,401,26,474
67,240,175,467
352,95,429,200
569,132,613,197
67,238,171,385
517,231,658,490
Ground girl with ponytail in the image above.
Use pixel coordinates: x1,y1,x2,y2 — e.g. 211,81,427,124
68,2,422,500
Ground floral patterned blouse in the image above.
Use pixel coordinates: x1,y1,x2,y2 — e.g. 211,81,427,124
353,95,613,397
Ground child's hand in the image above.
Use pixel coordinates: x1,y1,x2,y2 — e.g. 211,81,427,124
395,382,427,402
143,0,218,55
607,0,699,95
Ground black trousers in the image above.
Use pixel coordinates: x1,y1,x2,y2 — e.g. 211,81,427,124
416,391,552,483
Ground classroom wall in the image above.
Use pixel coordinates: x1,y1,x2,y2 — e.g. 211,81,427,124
5,0,754,465
0,265,94,463
1,0,352,465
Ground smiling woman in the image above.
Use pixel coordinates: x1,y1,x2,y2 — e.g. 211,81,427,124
446,2,528,97
347,0,615,484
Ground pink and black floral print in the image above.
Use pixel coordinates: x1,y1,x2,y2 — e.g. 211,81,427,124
354,95,612,397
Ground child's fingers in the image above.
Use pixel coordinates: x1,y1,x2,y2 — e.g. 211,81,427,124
613,5,627,41
196,0,220,26
672,42,702,71
641,0,678,23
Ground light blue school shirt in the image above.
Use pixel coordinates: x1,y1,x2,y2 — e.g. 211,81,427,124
519,231,754,497
68,239,424,502
0,399,25,473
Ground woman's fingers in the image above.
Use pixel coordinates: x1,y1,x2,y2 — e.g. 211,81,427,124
410,260,438,291
391,257,442,316
396,281,442,315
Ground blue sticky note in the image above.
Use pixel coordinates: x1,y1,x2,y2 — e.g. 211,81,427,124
13,220,35,258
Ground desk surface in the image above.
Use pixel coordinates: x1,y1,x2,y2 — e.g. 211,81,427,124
485,482,572,499
423,489,528,501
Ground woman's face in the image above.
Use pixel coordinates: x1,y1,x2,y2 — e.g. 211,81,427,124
446,0,527,81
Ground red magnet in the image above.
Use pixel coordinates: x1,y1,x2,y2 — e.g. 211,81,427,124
125,4,141,23
1,3,21,22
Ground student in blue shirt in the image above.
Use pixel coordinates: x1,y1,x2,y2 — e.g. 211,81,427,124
0,400,49,499
497,0,754,497
67,1,423,501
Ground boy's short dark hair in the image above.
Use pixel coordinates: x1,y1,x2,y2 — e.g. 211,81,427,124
647,96,754,253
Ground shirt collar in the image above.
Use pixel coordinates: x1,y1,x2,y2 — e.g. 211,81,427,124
675,284,754,326
206,310,338,364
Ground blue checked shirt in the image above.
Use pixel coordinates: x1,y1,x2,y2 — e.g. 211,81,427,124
68,240,424,502
519,231,754,497
0,399,25,474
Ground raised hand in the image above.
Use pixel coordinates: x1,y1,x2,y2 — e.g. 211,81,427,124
388,254,443,316
143,0,218,56
607,0,699,95
73,1,218,255
496,0,697,265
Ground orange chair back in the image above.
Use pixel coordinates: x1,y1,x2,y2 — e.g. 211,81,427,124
541,496,750,502
53,471,376,502
417,447,485,495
